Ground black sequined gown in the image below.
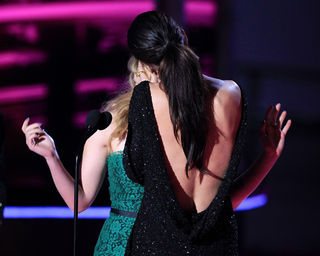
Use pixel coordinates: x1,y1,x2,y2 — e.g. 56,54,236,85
123,81,247,256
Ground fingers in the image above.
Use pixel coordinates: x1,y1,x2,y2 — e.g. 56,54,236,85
26,128,43,142
27,129,45,139
25,127,44,142
265,103,282,127
265,104,278,124
25,123,43,133
22,118,46,147
278,110,287,127
272,104,292,135
282,119,292,136
22,118,43,135
264,103,292,136
29,134,41,146
274,103,281,126
21,117,30,133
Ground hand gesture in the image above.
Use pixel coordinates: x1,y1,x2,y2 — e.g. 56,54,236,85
260,103,292,158
21,118,57,159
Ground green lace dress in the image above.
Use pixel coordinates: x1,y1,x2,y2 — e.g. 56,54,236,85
94,151,144,256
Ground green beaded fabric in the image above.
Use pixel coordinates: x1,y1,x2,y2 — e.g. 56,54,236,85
94,151,144,256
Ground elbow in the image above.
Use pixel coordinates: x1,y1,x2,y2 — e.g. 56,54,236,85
231,191,250,210
77,205,88,213
230,191,242,210
78,201,91,213
68,201,90,213
231,198,241,210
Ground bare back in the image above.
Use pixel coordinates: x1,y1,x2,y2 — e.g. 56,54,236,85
149,76,242,213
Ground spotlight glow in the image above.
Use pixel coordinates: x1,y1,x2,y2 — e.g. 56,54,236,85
236,194,268,211
3,194,267,219
4,206,111,219
0,84,48,103
0,1,216,26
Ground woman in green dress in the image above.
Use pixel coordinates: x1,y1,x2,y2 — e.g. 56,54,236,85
21,56,157,255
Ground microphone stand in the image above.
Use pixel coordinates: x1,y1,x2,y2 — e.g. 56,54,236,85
73,110,112,256
73,154,80,256
73,128,93,256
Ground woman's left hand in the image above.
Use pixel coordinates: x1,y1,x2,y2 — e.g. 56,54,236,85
260,103,292,158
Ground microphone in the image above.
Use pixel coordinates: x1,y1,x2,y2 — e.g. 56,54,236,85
73,109,112,256
85,110,112,137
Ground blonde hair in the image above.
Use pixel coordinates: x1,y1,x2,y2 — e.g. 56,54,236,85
101,56,139,148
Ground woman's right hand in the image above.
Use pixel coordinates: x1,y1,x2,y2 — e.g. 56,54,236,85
22,118,57,159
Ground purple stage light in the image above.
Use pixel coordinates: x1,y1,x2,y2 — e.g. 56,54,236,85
3,194,267,219
75,78,121,94
0,77,120,105
236,194,268,211
6,24,39,44
0,84,48,104
186,1,218,25
0,50,46,69
0,1,216,26
3,206,111,219
0,1,155,23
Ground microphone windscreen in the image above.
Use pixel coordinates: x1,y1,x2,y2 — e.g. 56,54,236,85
98,112,112,130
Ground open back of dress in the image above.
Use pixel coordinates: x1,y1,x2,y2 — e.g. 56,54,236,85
124,81,247,256
148,81,239,214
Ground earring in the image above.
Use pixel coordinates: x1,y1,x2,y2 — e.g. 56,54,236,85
134,71,144,78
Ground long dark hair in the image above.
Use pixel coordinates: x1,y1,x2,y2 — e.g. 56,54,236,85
127,11,208,175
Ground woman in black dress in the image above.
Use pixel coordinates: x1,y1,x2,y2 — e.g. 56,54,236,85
124,11,291,255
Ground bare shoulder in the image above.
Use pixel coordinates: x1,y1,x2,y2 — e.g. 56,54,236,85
204,75,241,107
204,75,242,137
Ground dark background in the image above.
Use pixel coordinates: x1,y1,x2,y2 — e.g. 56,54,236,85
0,0,319,255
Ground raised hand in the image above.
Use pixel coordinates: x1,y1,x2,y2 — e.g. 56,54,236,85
21,118,57,159
260,103,292,157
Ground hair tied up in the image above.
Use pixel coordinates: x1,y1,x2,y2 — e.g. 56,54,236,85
128,11,208,175
164,40,187,59
164,41,177,55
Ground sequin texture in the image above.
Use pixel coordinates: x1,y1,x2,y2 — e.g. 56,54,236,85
123,81,247,255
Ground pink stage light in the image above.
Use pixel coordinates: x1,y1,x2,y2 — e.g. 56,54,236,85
0,50,46,69
6,24,39,44
186,1,218,25
75,78,122,94
0,79,121,104
0,1,155,23
0,84,48,104
0,1,216,26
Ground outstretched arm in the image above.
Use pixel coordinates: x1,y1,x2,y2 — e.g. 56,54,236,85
230,104,292,209
22,118,111,212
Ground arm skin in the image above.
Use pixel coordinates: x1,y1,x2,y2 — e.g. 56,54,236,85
208,78,292,210
22,118,114,213
230,103,292,209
